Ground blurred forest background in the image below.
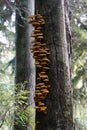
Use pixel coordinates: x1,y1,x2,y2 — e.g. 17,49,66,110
0,0,87,130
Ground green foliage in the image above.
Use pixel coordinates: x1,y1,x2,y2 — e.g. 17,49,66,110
15,106,35,130
0,82,35,129
0,83,14,129
71,0,87,91
70,2,87,129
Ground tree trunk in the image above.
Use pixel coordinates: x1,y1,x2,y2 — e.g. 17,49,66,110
14,0,35,130
35,0,74,130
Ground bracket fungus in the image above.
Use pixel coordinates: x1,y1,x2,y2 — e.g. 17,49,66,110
28,12,50,114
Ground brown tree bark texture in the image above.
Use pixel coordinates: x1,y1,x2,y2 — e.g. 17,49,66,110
35,0,74,130
15,0,35,130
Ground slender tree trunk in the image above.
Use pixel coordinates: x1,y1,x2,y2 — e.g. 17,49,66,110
14,0,35,130
64,0,72,76
35,0,74,130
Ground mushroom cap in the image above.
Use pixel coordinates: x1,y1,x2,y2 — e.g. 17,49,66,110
33,50,39,53
44,48,50,51
34,29,41,33
39,106,47,111
36,65,42,68
36,83,45,86
39,75,48,79
38,19,45,22
43,67,50,70
37,36,44,39
40,71,46,74
33,56,38,59
38,54,46,57
38,85,48,89
33,42,41,46
34,106,40,109
41,89,49,93
40,21,45,25
40,62,48,65
28,15,35,19
36,92,42,96
34,61,39,65
38,49,47,54
35,90,41,93
32,22,40,26
38,101,45,106
28,20,36,24
44,79,49,82
47,52,50,55
31,33,37,37
31,45,40,50
42,57,50,62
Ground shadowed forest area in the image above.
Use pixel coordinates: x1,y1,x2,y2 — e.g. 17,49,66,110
0,0,87,130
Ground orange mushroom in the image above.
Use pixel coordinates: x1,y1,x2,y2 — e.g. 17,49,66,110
38,101,45,106
39,106,47,111
42,57,50,62
28,15,35,19
28,12,50,113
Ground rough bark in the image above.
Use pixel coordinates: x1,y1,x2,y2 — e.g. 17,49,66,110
64,0,72,76
14,0,35,130
35,0,74,130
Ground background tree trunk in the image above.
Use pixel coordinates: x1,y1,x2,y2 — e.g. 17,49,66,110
14,0,35,130
35,0,74,130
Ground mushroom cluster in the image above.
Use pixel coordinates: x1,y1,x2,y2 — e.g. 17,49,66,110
28,12,50,114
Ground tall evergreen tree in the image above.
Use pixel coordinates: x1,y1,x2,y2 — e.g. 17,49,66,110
35,0,74,130
14,0,35,130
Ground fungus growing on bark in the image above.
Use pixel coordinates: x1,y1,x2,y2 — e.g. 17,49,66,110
28,12,50,113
